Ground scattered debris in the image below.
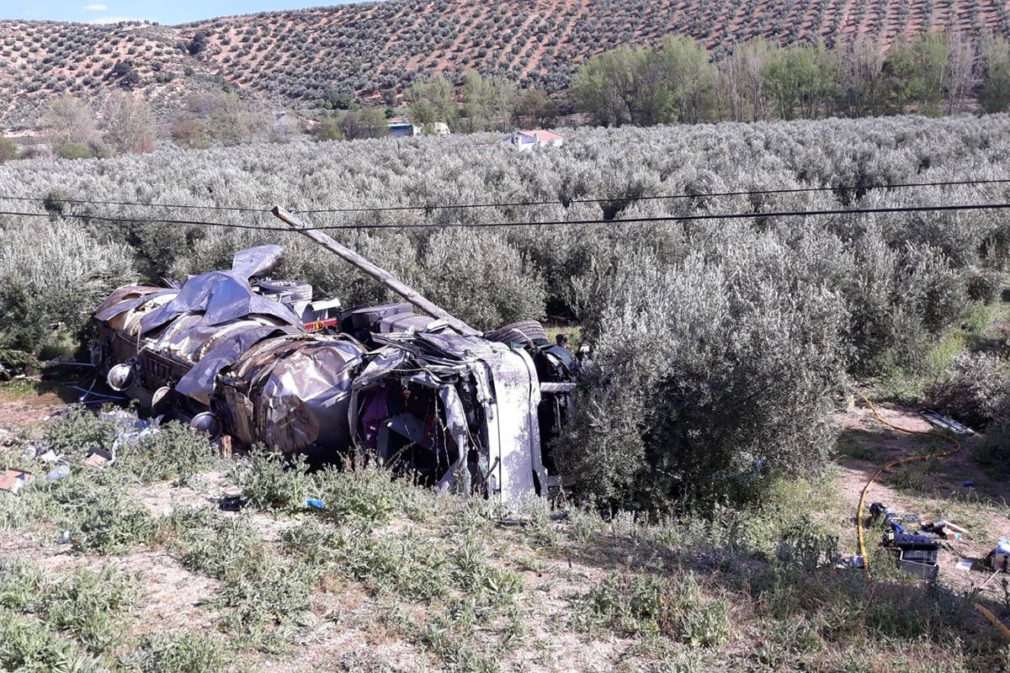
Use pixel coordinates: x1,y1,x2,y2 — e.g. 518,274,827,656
305,498,325,510
218,495,246,512
217,434,233,459
56,530,71,545
963,480,976,488
836,555,865,569
83,448,114,469
919,410,975,436
884,531,940,581
0,469,32,493
956,559,973,572
986,539,1010,572
924,520,968,540
41,464,70,483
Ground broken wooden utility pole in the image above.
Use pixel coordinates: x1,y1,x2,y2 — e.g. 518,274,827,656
272,206,481,337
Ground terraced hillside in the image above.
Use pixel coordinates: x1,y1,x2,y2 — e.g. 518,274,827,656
2,0,1010,128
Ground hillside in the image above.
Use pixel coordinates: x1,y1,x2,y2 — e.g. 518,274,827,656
3,0,1010,128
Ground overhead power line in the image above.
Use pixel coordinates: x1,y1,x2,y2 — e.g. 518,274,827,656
3,201,1010,232
1,176,1009,215
296,177,1010,214
0,195,269,213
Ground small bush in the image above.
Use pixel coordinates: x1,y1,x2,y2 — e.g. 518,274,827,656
314,463,399,526
69,490,159,555
118,421,220,484
0,136,18,163
230,447,314,511
0,559,137,655
924,352,1010,429
967,269,1001,303
53,141,95,160
41,406,118,457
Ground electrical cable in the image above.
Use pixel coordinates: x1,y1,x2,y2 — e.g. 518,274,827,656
1,176,1009,215
5,201,1010,232
296,177,1010,213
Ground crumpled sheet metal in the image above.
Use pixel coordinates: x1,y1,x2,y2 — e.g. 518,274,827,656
175,324,299,404
94,285,164,322
221,336,365,454
136,246,300,337
138,271,301,336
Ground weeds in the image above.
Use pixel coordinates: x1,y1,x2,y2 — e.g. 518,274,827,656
576,571,729,648
69,489,158,555
229,447,314,511
124,632,231,673
0,558,137,656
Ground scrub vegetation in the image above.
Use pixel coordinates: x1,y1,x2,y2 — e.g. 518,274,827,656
2,0,1010,130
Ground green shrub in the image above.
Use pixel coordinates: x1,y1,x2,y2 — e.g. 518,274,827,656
53,141,95,160
173,512,264,580
41,405,118,457
0,136,18,163
558,246,846,507
229,447,314,511
313,463,399,526
0,559,137,656
118,421,220,483
967,269,1001,303
69,490,158,555
0,220,135,355
924,352,1010,429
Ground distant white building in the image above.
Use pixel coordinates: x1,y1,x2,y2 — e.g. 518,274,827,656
387,116,450,137
502,129,564,151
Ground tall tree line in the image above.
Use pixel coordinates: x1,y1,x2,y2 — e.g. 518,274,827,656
570,32,1010,126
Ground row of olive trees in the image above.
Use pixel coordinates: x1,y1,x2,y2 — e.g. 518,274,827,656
571,32,1010,126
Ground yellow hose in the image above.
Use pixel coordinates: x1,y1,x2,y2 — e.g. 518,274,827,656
855,395,961,568
856,397,1010,640
975,602,1010,640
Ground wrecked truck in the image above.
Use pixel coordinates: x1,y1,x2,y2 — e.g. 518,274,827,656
90,208,575,502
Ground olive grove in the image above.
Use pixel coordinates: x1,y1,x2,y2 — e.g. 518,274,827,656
2,114,1010,506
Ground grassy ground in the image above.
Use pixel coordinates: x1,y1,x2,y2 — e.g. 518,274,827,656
1,384,1010,672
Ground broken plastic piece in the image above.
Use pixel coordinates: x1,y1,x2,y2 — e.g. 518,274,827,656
42,464,70,483
920,410,975,436
83,449,114,469
305,498,325,510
